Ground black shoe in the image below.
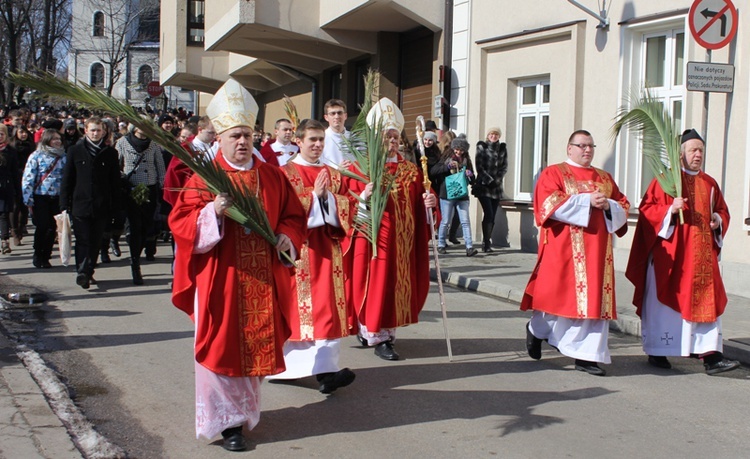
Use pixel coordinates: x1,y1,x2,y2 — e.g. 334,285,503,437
110,239,121,257
41,261,52,269
317,368,356,394
648,355,672,369
131,261,144,285
448,237,460,245
482,244,494,253
356,334,369,347
466,247,478,257
525,322,543,360
100,251,111,264
76,273,90,290
705,359,740,375
374,340,400,361
221,427,246,452
145,254,156,261
437,247,447,255
89,277,97,285
574,359,606,376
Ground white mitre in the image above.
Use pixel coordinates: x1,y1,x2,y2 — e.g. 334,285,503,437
205,78,259,134
366,97,404,133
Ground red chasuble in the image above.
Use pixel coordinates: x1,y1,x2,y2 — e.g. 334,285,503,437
625,171,729,322
169,154,307,377
281,162,358,340
521,163,630,319
345,156,432,332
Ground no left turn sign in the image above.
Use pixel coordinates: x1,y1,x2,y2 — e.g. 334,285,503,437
689,0,738,50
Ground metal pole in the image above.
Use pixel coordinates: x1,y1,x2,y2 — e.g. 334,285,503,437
702,49,711,147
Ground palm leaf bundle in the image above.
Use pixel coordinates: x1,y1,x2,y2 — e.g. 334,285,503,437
10,72,288,258
336,70,399,258
282,95,300,129
612,89,683,223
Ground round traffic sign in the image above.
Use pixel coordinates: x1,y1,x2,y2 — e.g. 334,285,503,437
146,81,164,97
689,0,738,50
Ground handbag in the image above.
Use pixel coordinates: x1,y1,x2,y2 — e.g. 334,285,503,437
445,167,469,200
121,153,146,194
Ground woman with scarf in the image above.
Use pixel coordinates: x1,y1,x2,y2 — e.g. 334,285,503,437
10,126,36,245
0,125,21,254
432,134,478,257
21,130,67,268
116,123,165,285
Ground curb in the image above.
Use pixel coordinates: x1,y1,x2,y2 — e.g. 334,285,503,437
431,268,750,366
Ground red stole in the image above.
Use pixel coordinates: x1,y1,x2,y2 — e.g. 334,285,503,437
521,163,630,319
281,162,357,340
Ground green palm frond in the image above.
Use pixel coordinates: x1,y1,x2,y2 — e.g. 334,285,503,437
10,72,290,259
612,88,683,222
335,70,398,258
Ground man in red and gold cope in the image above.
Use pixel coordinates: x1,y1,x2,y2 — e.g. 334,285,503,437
626,128,739,375
169,78,307,452
267,119,366,393
346,98,437,361
521,130,630,376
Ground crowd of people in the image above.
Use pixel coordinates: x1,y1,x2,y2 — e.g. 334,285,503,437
1,84,740,453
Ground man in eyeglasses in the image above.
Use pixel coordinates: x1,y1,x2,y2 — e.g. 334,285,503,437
521,130,630,376
321,99,350,168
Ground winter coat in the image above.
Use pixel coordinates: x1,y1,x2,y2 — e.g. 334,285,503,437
472,140,507,200
0,146,21,213
60,139,122,218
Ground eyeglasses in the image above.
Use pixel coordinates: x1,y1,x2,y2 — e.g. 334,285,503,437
570,143,596,150
327,110,345,116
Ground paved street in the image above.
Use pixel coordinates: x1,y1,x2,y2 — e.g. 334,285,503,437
1,240,750,458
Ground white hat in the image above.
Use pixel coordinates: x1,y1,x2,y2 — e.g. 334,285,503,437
366,97,404,133
205,78,259,134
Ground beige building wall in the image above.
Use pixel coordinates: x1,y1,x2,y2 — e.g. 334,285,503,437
465,0,750,296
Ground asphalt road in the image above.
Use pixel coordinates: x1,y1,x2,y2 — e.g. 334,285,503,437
2,246,750,458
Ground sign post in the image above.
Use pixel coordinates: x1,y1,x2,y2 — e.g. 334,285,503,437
687,0,738,145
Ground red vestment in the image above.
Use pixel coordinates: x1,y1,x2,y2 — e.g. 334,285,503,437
258,141,280,167
162,142,195,206
521,163,630,319
169,154,307,377
345,156,432,332
625,171,729,322
281,162,357,340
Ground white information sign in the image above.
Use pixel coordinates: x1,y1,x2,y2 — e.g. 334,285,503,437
685,61,735,93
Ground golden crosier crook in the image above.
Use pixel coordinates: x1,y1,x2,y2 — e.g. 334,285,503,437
415,115,452,361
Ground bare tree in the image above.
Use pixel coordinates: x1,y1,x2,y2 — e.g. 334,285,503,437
78,0,159,96
0,0,72,105
0,0,34,104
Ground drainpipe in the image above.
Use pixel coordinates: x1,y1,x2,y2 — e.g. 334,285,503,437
442,0,454,132
270,63,319,119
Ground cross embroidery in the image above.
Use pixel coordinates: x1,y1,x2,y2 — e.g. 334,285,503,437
661,332,674,345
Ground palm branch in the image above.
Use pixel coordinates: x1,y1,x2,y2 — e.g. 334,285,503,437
335,70,398,258
612,89,683,223
10,72,291,260
282,95,300,128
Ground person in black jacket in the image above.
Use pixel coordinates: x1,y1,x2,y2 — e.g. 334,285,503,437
473,127,508,252
60,116,122,289
9,125,35,245
0,124,21,254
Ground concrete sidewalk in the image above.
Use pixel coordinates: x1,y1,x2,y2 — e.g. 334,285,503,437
429,245,750,365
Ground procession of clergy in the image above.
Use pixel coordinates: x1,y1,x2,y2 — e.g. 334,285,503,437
168,79,739,452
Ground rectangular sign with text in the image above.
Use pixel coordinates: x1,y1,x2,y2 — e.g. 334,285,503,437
686,61,735,93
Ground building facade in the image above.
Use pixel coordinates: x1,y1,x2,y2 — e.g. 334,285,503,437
161,0,750,297
69,0,195,112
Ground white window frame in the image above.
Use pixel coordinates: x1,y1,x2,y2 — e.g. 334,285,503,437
617,16,687,207
514,78,550,202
